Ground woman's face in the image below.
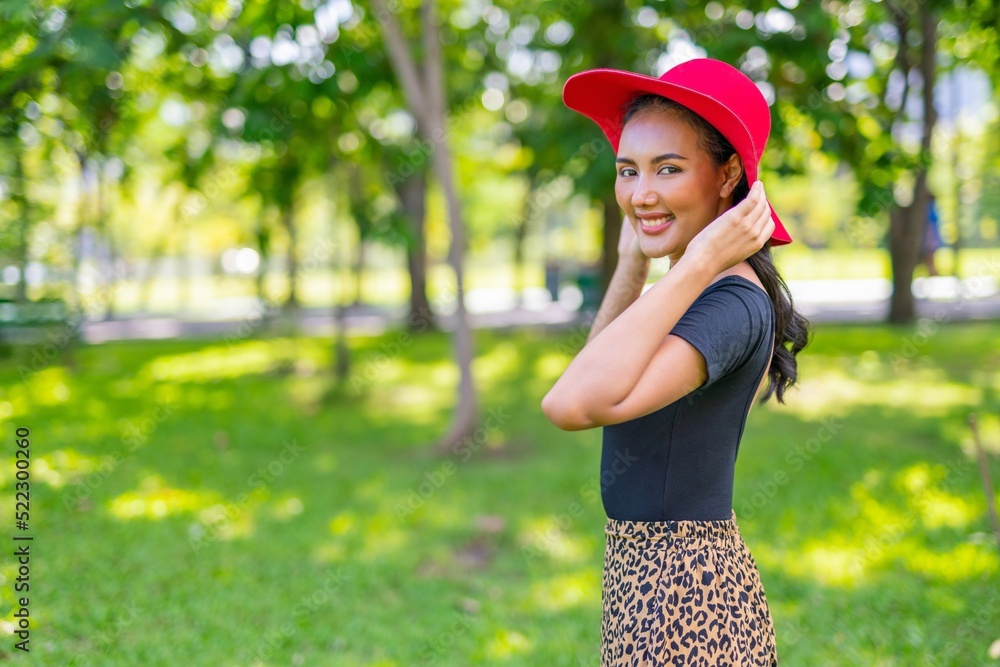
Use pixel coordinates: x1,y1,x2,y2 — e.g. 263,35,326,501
615,109,740,263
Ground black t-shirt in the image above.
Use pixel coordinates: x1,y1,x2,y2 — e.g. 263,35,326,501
600,275,775,521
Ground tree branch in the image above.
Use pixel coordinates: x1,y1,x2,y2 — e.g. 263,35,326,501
420,1,445,128
369,0,427,123
918,1,937,153
887,6,911,126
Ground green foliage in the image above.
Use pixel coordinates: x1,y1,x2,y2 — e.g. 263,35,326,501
0,1,998,309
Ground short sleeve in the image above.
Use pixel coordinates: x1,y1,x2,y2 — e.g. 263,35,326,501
669,277,772,388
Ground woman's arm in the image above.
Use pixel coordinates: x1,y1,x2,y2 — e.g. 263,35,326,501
585,218,650,345
541,182,773,431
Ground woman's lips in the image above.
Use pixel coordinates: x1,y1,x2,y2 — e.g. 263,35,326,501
637,214,674,234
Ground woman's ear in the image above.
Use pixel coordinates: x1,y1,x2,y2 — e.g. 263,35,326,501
719,154,744,198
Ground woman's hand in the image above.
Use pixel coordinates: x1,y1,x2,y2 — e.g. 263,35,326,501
685,181,774,272
617,215,648,267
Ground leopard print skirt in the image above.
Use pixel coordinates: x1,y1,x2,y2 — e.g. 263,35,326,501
601,510,777,666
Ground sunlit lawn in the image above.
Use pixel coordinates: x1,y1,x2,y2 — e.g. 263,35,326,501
0,320,999,665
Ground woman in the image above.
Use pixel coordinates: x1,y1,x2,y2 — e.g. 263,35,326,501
922,193,943,276
541,59,810,666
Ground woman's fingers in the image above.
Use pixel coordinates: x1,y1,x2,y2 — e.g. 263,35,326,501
727,182,771,259
617,215,646,263
737,181,762,216
752,183,767,224
740,182,767,233
747,182,770,236
731,183,766,238
757,207,775,244
754,187,771,232
684,180,773,272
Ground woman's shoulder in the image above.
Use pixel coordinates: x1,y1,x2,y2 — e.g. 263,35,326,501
670,265,774,386
709,262,766,296
694,266,774,328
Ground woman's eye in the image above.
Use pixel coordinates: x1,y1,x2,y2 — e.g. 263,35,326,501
617,166,679,177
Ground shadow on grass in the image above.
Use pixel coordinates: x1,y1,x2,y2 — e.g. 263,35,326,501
0,322,997,665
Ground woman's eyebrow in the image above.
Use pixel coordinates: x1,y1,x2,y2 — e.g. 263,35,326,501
615,153,689,165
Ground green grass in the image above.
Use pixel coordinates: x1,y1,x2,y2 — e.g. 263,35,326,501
0,321,999,665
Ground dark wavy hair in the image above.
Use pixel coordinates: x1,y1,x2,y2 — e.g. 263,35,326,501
621,93,811,403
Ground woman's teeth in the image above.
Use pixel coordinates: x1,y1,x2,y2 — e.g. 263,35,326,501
640,215,674,228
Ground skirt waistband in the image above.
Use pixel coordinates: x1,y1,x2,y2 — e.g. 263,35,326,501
604,509,742,550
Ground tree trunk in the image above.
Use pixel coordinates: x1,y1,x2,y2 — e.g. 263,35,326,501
888,204,923,323
888,2,938,324
254,207,272,308
346,165,368,309
174,189,193,314
103,230,118,321
587,5,625,304
427,84,478,453
318,159,349,382
93,164,117,321
182,219,194,313
948,62,962,278
101,174,118,322
12,145,29,303
333,214,350,383
395,167,435,330
372,0,479,452
71,150,89,314
281,204,299,311
352,237,366,307
601,194,623,295
512,176,535,308
333,220,350,384
430,144,478,453
950,138,962,279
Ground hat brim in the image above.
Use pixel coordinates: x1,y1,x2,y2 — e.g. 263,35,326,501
563,68,792,246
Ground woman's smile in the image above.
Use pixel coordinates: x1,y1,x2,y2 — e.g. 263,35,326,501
636,213,675,234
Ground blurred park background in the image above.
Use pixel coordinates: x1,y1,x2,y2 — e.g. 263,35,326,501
2,0,1000,665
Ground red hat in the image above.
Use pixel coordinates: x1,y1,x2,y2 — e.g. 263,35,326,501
562,58,792,245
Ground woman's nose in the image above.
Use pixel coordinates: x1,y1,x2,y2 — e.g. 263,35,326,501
631,182,658,208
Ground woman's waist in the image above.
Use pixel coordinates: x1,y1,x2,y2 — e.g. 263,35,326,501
604,509,743,549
